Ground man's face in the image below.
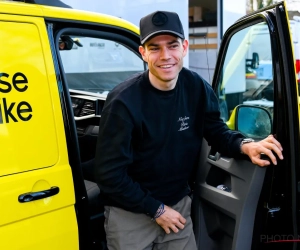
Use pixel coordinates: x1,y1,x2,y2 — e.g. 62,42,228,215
139,34,188,90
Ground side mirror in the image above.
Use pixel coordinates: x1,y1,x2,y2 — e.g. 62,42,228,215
59,36,75,50
235,105,272,139
245,52,260,70
251,52,259,69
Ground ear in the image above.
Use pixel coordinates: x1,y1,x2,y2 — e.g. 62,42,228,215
139,45,148,62
182,39,189,57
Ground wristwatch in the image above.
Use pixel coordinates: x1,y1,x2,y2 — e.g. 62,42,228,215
240,138,255,154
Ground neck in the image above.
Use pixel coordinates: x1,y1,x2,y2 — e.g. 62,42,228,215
148,72,178,91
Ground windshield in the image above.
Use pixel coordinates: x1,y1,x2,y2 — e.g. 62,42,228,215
59,36,144,95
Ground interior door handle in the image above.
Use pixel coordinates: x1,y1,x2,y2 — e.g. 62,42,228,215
208,152,221,161
18,186,60,203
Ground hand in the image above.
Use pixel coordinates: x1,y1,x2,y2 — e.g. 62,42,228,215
241,134,283,167
155,205,186,234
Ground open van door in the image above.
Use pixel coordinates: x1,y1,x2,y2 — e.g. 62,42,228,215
192,1,300,250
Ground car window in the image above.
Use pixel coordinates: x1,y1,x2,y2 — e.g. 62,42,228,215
59,35,144,96
216,21,273,136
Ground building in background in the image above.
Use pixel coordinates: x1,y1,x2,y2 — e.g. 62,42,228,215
188,0,246,83
246,0,300,16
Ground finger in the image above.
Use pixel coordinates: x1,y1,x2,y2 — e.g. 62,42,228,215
262,142,283,161
171,226,179,233
175,221,185,230
267,135,283,152
252,156,271,167
179,216,186,225
272,139,283,152
163,226,171,234
268,142,284,160
260,148,277,165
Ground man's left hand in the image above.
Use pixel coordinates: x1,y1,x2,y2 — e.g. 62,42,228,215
241,134,283,167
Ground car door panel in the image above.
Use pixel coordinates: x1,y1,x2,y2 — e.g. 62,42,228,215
193,140,266,250
0,167,78,250
0,14,78,250
193,2,299,250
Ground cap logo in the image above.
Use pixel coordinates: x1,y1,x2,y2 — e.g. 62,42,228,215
152,12,168,26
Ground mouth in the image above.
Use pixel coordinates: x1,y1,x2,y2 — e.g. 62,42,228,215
158,64,174,69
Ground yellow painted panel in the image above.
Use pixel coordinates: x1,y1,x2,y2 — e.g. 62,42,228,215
0,205,78,250
0,1,139,35
0,21,58,176
0,164,75,226
0,14,78,248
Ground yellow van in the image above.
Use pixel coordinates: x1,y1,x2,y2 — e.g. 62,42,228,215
1,1,299,250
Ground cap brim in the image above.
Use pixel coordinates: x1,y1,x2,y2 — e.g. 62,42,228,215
141,30,185,44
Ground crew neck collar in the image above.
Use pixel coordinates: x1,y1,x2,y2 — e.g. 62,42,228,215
142,70,178,97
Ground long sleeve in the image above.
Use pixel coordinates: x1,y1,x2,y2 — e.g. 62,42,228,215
94,104,161,217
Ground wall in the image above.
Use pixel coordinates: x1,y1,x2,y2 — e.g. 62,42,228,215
189,0,246,84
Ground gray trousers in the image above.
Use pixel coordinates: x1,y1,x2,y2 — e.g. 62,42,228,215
104,196,197,250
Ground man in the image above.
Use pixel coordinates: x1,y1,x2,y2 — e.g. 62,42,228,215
94,10,283,250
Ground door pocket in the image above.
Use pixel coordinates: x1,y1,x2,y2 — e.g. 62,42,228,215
206,164,231,192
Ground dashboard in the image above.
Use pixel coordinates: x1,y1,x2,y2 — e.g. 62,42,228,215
71,95,105,120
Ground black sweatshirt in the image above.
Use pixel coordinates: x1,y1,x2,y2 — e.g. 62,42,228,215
94,68,244,217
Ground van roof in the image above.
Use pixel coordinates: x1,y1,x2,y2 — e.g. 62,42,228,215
1,0,139,35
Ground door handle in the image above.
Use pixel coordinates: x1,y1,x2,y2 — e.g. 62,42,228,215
18,186,60,203
208,152,220,161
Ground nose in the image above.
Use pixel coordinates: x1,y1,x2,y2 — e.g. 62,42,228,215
160,46,171,60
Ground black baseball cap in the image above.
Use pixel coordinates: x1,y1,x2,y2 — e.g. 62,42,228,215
139,11,185,45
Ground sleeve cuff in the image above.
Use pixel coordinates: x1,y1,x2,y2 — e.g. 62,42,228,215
143,196,162,217
234,137,245,156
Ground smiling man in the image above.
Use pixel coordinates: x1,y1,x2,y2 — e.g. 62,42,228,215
94,11,283,250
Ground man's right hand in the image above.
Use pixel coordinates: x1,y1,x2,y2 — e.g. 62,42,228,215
155,205,186,234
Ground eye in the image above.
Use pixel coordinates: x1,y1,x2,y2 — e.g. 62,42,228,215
149,47,159,51
170,44,179,49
